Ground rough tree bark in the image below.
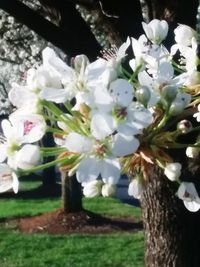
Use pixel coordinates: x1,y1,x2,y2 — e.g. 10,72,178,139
140,166,185,267
139,148,200,267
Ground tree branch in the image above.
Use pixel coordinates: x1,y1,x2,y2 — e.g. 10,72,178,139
0,0,101,60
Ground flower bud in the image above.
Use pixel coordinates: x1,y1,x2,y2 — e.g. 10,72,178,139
101,183,116,197
169,93,191,116
74,55,89,73
161,85,177,103
164,162,182,181
128,179,143,199
82,180,102,198
135,86,151,106
142,19,168,44
186,146,200,158
169,101,185,116
177,120,193,134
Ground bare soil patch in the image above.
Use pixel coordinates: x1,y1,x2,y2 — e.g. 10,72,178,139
18,209,142,235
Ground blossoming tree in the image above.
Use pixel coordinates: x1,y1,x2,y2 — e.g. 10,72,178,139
1,17,200,265
2,1,200,266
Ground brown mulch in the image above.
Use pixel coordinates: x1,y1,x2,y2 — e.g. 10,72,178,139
17,209,143,235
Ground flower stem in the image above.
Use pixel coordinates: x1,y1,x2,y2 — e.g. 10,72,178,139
17,155,79,176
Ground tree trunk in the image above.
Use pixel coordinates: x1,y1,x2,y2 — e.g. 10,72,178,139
42,132,57,189
140,165,200,267
61,171,82,213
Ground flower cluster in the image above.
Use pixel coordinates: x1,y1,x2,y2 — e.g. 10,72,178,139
1,19,200,212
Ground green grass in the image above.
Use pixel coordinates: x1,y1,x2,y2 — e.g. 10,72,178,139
83,197,141,219
0,230,144,267
0,178,144,267
0,179,141,219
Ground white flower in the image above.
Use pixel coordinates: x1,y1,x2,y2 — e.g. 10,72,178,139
0,115,46,167
107,79,153,135
174,24,196,46
102,38,130,70
138,61,184,108
142,19,168,44
193,104,200,122
101,183,116,197
77,156,121,185
82,180,102,198
9,113,47,144
64,131,139,185
0,163,19,193
186,147,200,158
164,162,182,181
128,179,143,199
15,144,41,170
40,47,108,103
177,182,200,212
172,37,198,72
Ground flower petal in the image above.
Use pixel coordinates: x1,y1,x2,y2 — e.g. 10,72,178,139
40,88,69,103
101,158,121,185
12,172,19,194
16,144,41,170
183,200,200,212
64,132,92,153
112,133,140,157
0,144,7,163
0,164,14,193
8,83,37,109
76,157,101,183
128,179,143,199
42,47,74,78
109,79,134,107
91,113,115,140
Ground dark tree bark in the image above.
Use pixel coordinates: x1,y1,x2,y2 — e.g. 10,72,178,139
0,0,101,60
140,167,185,267
61,171,82,213
146,0,199,28
98,0,143,40
42,132,57,189
140,152,200,267
77,0,144,46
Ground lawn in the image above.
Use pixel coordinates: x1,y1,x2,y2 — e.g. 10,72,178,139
0,177,144,267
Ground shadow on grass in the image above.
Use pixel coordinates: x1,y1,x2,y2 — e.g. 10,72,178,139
0,174,61,199
0,184,61,199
